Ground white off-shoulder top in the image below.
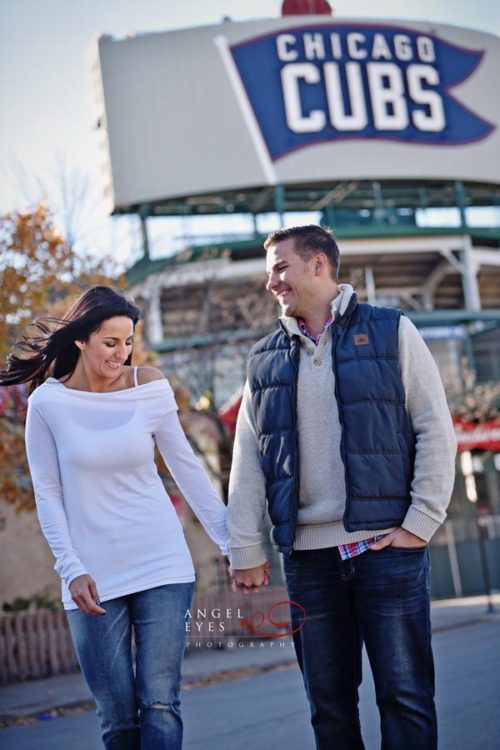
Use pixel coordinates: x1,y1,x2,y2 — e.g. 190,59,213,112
25,374,229,609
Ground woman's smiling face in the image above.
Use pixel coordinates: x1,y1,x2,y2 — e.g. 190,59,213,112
76,316,134,379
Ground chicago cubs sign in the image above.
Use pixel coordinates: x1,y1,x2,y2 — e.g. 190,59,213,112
92,19,500,210
228,24,494,161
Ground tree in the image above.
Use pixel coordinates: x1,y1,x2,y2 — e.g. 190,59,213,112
10,155,103,257
0,204,123,513
0,384,31,512
0,204,116,359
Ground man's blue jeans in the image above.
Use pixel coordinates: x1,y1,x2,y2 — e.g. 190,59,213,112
66,582,194,750
284,546,436,750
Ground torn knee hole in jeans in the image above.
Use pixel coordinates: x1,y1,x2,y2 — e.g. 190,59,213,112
141,701,177,713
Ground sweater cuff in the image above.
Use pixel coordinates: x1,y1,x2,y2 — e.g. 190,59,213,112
54,552,88,588
230,544,267,570
401,506,443,543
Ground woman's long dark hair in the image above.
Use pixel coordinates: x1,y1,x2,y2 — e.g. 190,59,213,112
0,286,141,393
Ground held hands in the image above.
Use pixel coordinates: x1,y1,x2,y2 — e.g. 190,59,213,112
370,528,427,551
69,574,107,615
230,561,271,595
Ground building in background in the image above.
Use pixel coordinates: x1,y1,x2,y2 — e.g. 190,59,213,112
89,7,500,598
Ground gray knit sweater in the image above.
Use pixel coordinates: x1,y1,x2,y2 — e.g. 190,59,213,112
227,285,457,569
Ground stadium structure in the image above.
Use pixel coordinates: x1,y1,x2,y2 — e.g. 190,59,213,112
90,3,500,598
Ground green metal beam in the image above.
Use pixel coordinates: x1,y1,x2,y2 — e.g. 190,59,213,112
408,310,500,325
115,180,500,219
151,326,273,353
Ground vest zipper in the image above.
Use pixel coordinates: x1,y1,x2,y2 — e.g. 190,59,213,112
331,324,351,531
289,337,300,555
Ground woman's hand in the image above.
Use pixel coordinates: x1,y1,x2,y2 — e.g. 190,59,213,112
69,574,107,615
230,560,271,595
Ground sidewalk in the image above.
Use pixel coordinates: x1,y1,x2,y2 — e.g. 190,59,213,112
1,594,499,724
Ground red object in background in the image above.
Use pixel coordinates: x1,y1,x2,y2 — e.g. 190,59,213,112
454,419,500,452
170,493,184,522
218,387,244,437
282,0,333,15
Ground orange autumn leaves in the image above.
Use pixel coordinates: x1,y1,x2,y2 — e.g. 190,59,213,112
0,204,121,512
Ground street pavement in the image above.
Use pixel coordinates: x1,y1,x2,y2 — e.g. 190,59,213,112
1,595,499,749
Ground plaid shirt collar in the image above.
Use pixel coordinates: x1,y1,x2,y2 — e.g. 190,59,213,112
293,286,349,344
297,316,334,345
280,285,355,341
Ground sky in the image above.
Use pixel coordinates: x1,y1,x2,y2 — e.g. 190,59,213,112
1,0,500,266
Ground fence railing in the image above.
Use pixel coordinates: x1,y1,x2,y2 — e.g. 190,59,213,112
0,609,79,683
0,585,289,684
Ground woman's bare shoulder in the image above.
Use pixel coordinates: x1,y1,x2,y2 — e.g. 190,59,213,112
135,366,165,385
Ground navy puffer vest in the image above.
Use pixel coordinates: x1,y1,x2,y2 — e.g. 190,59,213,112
247,295,416,554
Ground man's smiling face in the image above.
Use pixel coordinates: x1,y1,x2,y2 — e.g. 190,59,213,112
265,237,318,318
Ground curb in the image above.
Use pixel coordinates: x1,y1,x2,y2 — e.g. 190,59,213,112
0,658,297,729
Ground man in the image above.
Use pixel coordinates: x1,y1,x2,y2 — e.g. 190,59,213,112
227,225,457,750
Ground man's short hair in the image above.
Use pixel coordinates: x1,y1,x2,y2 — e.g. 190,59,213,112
264,225,340,281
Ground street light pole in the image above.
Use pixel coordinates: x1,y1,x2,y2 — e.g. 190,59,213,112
460,450,496,614
476,511,496,614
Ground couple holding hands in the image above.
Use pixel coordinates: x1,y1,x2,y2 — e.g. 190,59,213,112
1,225,456,750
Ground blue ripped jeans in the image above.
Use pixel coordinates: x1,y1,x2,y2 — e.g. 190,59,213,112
284,546,436,750
66,582,194,750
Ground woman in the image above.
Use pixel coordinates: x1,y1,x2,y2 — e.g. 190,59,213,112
0,286,229,749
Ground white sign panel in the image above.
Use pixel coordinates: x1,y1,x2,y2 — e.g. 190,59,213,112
91,18,500,212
